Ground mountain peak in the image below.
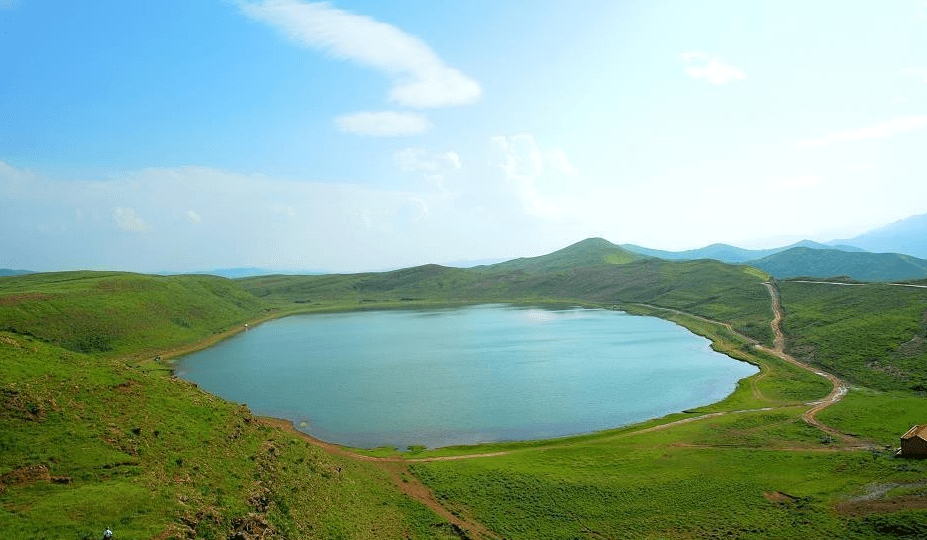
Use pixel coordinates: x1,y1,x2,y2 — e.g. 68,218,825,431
486,237,640,273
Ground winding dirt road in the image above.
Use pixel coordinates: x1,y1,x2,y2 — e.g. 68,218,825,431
756,282,851,439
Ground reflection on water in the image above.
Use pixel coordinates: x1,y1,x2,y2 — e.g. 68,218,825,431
176,305,757,449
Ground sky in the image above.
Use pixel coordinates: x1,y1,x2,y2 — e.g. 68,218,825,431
2,1,927,273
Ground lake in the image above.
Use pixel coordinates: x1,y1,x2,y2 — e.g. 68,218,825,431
174,305,758,449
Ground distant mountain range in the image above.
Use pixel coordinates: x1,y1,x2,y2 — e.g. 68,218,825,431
0,269,31,278
7,211,927,283
621,240,864,264
184,268,328,279
617,211,927,282
834,212,927,259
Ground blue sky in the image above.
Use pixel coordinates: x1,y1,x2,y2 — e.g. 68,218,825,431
3,1,927,272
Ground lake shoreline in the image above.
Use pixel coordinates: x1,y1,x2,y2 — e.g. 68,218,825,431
176,304,758,451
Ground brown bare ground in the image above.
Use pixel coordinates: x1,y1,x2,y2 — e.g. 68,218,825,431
836,496,927,517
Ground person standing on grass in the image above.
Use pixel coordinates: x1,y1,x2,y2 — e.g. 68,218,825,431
103,526,113,539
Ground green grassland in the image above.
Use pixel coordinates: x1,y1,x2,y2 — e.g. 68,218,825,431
0,274,462,540
0,271,273,358
3,239,927,538
776,281,927,392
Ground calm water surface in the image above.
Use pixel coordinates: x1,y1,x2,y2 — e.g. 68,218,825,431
175,305,757,449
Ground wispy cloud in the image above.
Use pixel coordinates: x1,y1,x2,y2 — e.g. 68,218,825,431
240,0,481,109
491,134,562,218
547,148,578,176
112,207,150,232
335,111,431,136
799,114,927,148
394,147,461,173
681,51,745,85
186,210,202,223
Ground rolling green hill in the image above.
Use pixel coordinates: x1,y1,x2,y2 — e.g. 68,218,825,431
482,237,643,272
4,240,927,539
241,238,774,344
748,247,927,282
0,271,272,358
777,280,927,391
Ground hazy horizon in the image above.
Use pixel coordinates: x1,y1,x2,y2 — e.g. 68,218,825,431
3,1,927,273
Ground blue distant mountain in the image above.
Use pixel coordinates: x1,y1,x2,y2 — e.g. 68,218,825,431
189,268,328,279
832,212,927,259
621,240,863,264
0,269,32,277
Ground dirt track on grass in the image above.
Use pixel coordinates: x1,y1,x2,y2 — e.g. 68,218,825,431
756,282,853,440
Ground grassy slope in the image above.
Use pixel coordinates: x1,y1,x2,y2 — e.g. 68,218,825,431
0,272,272,358
0,273,461,540
5,241,927,538
778,279,927,453
750,248,927,282
776,281,927,391
242,240,774,345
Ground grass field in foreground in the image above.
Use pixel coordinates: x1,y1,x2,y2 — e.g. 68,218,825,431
0,332,463,540
412,440,927,540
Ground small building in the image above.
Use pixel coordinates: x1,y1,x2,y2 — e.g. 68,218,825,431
899,425,927,457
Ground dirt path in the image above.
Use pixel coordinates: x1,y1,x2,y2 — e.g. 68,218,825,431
756,282,855,441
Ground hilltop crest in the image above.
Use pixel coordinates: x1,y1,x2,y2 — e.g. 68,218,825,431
483,238,642,273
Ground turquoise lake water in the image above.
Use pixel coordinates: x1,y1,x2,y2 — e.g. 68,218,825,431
174,305,758,449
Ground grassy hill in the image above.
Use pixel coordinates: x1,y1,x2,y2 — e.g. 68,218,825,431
0,271,273,358
483,237,643,272
241,238,774,344
749,247,927,282
4,240,927,538
777,280,927,391
0,272,463,539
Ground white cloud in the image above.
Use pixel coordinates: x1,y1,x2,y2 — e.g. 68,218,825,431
186,210,202,223
490,134,560,218
799,114,927,148
112,207,150,232
0,159,32,186
492,134,543,178
546,148,578,176
394,147,461,173
240,0,481,108
682,53,745,85
444,151,461,169
334,111,430,136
